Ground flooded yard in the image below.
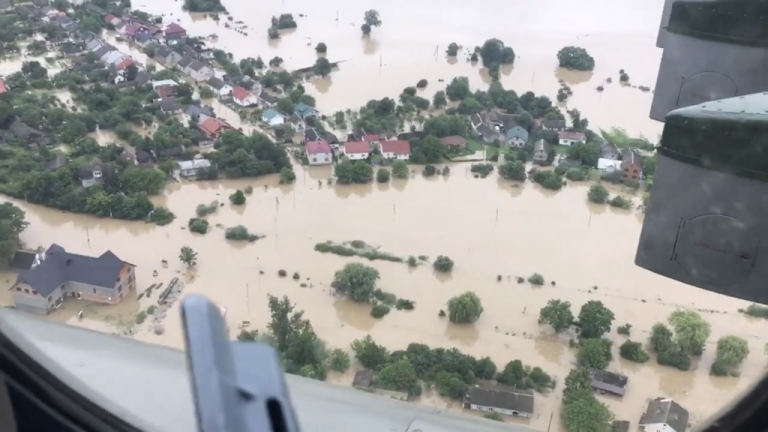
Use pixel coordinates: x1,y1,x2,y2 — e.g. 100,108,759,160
1,166,764,431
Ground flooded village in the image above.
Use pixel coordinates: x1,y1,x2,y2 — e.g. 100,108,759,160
0,0,764,431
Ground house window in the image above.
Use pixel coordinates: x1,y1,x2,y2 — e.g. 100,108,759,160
312,157,316,163
32,290,37,295
48,295,52,303
24,289,29,294
116,276,121,282
93,288,96,294
118,286,123,293
15,287,20,291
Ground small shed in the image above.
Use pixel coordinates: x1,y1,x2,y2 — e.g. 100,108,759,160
352,370,373,389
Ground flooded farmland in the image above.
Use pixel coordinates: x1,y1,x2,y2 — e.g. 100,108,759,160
1,166,765,431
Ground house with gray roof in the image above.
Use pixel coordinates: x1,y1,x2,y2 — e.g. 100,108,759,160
589,369,628,397
463,384,534,418
186,60,214,82
0,0,13,11
156,47,183,66
185,105,214,124
86,38,103,51
504,126,529,148
176,56,194,71
639,398,689,432
103,50,128,66
10,244,137,315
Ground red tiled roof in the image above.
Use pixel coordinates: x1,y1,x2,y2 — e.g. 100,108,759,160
124,23,140,36
344,141,369,154
362,135,379,143
306,140,331,155
0,80,5,94
439,135,467,148
231,86,250,101
558,131,586,141
165,23,186,34
105,14,116,22
199,117,230,136
116,58,134,70
380,140,410,155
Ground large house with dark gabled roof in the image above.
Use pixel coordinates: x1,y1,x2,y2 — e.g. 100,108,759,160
10,244,137,315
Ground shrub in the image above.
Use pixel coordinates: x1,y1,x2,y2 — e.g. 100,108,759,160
657,349,691,371
373,289,397,306
229,189,246,205
376,168,390,183
151,207,176,225
587,184,609,204
407,256,418,267
371,304,391,318
225,225,260,241
565,167,586,181
278,269,287,277
609,195,632,209
617,324,632,335
470,163,494,178
710,360,728,376
244,185,253,194
147,305,156,315
422,164,437,177
293,272,300,280
315,42,327,53
395,299,415,310
441,166,450,176
619,340,649,363
188,218,209,234
327,348,350,372
433,256,454,272
196,201,219,217
416,79,428,88
350,240,366,248
135,311,147,324
528,273,544,286
483,412,504,422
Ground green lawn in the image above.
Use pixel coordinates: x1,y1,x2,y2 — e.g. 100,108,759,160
465,138,484,152
553,145,570,155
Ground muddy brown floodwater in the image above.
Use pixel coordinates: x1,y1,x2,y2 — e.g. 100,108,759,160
1,165,766,431
0,0,763,430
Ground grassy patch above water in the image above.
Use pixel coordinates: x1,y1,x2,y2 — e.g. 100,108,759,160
314,240,404,263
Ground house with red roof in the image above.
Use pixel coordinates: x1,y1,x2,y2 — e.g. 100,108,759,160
379,141,411,160
115,57,134,71
164,23,187,40
557,131,586,147
232,86,258,107
198,117,233,140
362,135,380,145
0,80,6,94
305,141,332,165
342,141,370,161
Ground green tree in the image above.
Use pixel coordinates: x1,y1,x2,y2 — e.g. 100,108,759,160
332,263,380,302
335,160,373,184
446,42,459,56
376,168,390,183
279,167,296,184
561,388,614,432
313,57,332,77
269,56,284,67
229,189,246,205
619,340,650,363
498,161,526,181
715,335,749,368
567,142,600,166
391,160,409,179
266,295,326,378
351,335,389,370
564,367,592,393
326,348,351,372
557,46,595,71
532,170,562,190
588,184,609,204
649,323,676,353
577,338,611,369
447,291,483,323
268,26,279,39
179,246,197,268
668,310,711,356
80,16,102,33
315,42,327,53
577,300,615,339
199,86,215,99
435,371,466,399
433,255,454,272
120,168,167,195
474,357,497,380
457,97,482,115
363,9,381,30
188,218,209,234
376,357,418,391
446,77,470,101
0,203,28,262
539,299,574,332
432,90,448,109
479,39,516,68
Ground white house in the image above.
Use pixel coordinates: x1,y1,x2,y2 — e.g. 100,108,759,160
558,131,586,146
186,61,214,82
177,159,212,178
261,109,284,127
597,158,623,173
463,385,534,418
205,77,232,98
232,86,258,107
639,398,689,432
342,141,370,160
379,140,411,160
306,141,332,166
